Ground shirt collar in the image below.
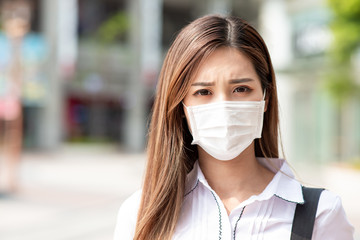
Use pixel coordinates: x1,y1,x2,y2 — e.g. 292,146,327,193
185,158,304,205
257,157,304,204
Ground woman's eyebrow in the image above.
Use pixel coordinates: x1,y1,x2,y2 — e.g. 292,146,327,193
191,78,254,86
191,82,215,86
229,78,254,84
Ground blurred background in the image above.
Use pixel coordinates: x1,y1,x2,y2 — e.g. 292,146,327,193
0,0,359,239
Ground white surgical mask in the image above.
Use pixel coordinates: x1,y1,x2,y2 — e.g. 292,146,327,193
183,93,265,161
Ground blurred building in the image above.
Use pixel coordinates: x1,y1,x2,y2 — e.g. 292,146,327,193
70,0,263,151
260,0,360,163
0,0,359,163
0,0,262,152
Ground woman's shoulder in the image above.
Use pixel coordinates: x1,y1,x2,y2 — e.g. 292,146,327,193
113,190,142,240
120,189,142,211
317,189,340,210
313,189,354,239
317,189,349,218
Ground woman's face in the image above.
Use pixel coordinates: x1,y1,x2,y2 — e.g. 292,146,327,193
183,47,264,107
182,46,267,161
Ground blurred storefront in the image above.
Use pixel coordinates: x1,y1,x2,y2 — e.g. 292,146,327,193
260,0,360,163
0,0,261,152
70,0,263,151
0,0,359,163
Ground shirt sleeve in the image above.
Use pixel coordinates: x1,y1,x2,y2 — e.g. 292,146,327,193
113,190,142,240
312,190,354,240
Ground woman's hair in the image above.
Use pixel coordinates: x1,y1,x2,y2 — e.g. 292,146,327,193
134,15,279,239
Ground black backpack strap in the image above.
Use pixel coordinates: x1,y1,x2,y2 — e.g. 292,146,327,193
290,186,324,240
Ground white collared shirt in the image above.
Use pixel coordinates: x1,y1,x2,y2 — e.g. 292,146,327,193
114,158,354,239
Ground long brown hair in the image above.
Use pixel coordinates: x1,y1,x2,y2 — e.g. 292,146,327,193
134,15,279,240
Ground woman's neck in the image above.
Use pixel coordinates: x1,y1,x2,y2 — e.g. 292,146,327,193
198,143,274,214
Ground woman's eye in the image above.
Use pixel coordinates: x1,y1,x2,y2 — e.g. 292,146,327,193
233,86,250,93
194,89,211,96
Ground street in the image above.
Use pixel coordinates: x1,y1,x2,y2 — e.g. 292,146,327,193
0,144,145,240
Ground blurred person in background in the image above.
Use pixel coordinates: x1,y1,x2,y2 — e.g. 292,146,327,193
0,0,31,193
114,15,354,239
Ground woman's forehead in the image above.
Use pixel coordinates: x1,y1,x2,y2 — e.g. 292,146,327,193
190,47,260,84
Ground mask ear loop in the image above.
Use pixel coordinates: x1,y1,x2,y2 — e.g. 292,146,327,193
262,89,266,101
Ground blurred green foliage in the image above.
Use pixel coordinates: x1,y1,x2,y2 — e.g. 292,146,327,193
325,0,360,104
328,0,360,20
96,11,129,44
330,21,360,63
323,67,358,104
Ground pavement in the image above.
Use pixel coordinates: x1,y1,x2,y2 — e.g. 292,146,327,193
0,144,146,240
0,144,358,240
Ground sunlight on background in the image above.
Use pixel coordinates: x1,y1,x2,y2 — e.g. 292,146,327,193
0,0,359,239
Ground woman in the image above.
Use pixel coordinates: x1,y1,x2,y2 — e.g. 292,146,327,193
114,15,354,240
